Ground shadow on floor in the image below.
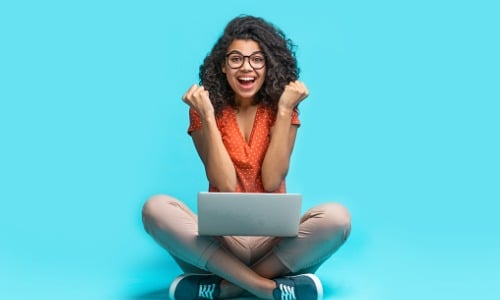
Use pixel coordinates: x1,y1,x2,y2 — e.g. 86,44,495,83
130,288,260,300
129,285,345,300
129,288,169,300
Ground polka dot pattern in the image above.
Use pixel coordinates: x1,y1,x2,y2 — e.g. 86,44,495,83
188,105,300,193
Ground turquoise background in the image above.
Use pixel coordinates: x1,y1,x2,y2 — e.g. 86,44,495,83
1,0,499,299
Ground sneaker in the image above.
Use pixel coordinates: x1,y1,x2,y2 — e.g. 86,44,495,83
168,273,222,300
273,273,323,300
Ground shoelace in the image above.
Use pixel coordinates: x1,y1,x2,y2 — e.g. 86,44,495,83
278,283,297,300
198,283,216,299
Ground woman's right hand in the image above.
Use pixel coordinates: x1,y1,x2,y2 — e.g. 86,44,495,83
182,84,215,118
183,84,237,191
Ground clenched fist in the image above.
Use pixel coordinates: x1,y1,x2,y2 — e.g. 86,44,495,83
278,81,309,112
182,84,215,118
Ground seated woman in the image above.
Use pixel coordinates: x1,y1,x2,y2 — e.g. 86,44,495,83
142,15,351,300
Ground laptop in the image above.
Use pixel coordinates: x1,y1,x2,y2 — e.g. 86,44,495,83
197,192,302,237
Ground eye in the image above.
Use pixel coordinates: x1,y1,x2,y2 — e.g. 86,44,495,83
229,55,243,63
251,56,265,63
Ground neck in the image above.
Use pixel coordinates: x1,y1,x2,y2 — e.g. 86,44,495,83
234,96,255,108
234,101,258,115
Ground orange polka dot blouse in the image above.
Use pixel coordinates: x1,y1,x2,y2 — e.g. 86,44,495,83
188,105,300,193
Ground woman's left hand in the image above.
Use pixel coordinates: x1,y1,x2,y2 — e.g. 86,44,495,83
278,81,309,112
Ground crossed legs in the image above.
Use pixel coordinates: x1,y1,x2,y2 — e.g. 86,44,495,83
142,194,351,299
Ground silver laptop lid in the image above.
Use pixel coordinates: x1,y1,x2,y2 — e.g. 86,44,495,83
197,192,302,237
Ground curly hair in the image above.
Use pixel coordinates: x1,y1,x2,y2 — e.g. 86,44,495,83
199,15,299,116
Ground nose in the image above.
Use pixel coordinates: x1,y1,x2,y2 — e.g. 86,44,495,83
240,57,253,70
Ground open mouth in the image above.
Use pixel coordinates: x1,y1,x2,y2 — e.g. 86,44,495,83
237,77,256,85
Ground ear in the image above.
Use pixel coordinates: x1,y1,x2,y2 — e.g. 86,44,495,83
221,63,226,74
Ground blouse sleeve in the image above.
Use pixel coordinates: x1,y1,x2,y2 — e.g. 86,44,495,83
291,108,301,126
187,107,202,135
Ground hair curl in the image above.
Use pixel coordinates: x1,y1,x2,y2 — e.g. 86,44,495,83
199,15,299,116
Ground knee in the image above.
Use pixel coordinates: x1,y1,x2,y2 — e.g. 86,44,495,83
325,202,351,227
142,194,166,219
141,194,175,230
319,202,352,240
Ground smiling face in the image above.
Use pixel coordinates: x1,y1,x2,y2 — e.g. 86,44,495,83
222,39,266,105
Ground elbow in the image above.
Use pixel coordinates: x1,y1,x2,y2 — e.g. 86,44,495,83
217,181,237,192
262,173,286,192
261,161,289,192
208,171,237,192
263,181,281,192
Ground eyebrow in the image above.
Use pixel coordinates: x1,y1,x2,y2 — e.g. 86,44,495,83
226,50,264,56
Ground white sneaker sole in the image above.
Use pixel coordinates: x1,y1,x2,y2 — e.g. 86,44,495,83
284,273,323,300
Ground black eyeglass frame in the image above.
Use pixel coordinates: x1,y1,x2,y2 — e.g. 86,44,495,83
224,50,266,70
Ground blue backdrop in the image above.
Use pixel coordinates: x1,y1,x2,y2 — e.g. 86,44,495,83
1,0,499,299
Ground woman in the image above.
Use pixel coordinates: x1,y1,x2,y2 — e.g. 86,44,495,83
142,15,351,300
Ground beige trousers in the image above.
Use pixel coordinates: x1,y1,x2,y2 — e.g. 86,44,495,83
142,195,351,275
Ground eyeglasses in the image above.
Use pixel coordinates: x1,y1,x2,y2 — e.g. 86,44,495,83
225,50,266,70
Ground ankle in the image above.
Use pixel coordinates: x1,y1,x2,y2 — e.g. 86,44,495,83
219,280,243,298
220,279,276,300
254,279,277,300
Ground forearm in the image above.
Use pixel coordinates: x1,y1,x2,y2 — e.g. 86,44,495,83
183,84,237,191
261,109,296,192
200,118,237,192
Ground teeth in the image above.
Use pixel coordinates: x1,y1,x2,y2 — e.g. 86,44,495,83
238,77,255,81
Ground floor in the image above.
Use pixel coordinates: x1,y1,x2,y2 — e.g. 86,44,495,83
3,199,498,300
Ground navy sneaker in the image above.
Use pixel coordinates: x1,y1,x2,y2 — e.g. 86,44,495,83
168,273,222,300
273,273,323,300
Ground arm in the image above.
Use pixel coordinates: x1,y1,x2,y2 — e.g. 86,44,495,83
261,111,298,191
261,81,309,192
183,85,237,192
